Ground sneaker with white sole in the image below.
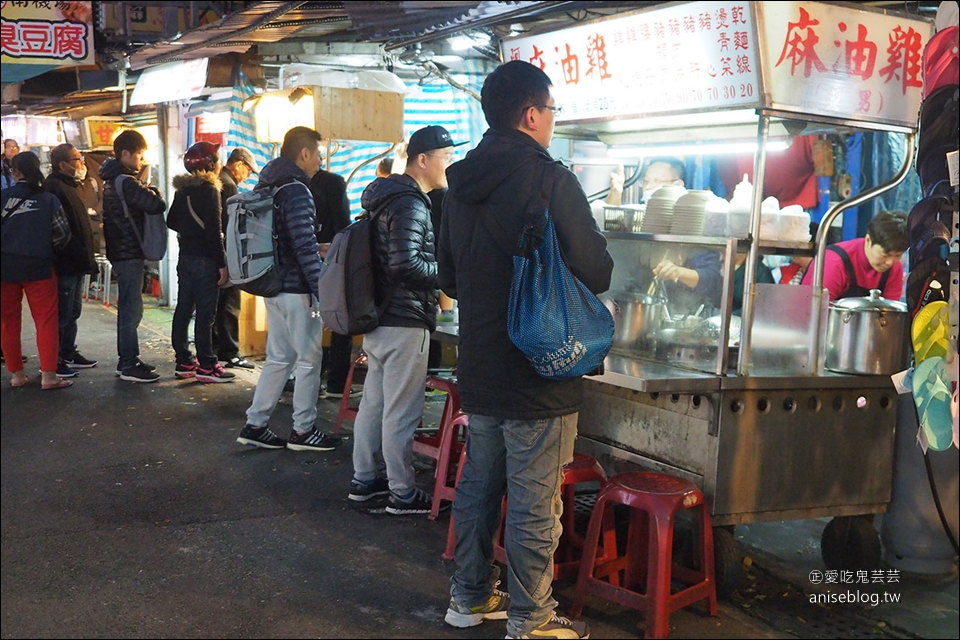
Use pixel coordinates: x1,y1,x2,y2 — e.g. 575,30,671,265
116,358,156,376
236,424,285,449
196,363,235,383
348,477,390,502
326,385,363,399
507,613,590,639
445,588,510,628
65,351,98,368
385,488,440,515
286,427,343,452
120,361,160,383
56,360,80,378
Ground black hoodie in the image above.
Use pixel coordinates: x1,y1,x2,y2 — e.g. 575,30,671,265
439,128,613,420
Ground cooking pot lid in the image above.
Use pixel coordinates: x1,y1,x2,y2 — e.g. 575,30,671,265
831,289,907,312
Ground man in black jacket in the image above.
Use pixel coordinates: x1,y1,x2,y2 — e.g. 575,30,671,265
46,144,99,377
346,126,457,514
100,130,167,383
438,61,613,639
309,161,355,398
213,147,256,369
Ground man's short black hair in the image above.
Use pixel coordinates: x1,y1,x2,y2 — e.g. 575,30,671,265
481,60,552,131
113,129,147,157
866,211,908,253
280,126,322,161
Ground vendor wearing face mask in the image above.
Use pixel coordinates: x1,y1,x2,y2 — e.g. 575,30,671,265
45,143,100,374
800,210,908,301
640,156,686,203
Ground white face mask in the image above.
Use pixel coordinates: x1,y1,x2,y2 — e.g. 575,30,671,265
74,164,87,181
641,189,656,203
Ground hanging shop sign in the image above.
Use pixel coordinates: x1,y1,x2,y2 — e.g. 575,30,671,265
129,58,210,107
0,1,95,66
1,114,62,146
756,2,933,128
84,117,129,151
503,1,932,130
503,0,762,123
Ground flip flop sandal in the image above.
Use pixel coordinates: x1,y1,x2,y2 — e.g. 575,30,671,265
911,300,950,363
906,257,949,318
11,376,28,388
41,378,74,391
912,357,953,451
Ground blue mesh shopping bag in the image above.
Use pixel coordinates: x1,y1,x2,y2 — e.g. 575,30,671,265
501,164,614,379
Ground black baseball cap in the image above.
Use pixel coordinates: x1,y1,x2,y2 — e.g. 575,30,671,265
406,125,467,158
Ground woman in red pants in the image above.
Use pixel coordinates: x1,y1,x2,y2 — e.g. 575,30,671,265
1,151,74,390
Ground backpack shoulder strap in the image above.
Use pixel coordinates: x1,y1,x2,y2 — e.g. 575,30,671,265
114,174,144,246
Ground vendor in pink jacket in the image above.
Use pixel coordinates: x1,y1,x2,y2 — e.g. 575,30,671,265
801,210,908,301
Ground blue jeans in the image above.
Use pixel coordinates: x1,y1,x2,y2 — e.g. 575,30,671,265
450,412,578,637
171,255,220,369
112,259,144,370
57,273,84,361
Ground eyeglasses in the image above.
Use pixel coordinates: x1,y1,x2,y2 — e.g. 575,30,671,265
67,156,85,164
531,104,562,115
426,151,455,164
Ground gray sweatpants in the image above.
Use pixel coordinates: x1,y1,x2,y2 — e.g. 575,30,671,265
351,325,429,496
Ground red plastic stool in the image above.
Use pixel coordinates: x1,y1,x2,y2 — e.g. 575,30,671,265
570,472,717,639
492,453,618,581
414,376,463,520
334,352,366,434
443,414,471,560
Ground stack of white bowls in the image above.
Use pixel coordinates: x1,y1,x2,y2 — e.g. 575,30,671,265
640,185,686,233
671,190,717,235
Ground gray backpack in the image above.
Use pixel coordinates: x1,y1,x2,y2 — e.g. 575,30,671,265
224,181,297,297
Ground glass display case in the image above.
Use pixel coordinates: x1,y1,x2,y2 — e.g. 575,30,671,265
603,233,737,375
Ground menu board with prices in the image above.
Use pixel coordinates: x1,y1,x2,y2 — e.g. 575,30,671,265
502,1,762,123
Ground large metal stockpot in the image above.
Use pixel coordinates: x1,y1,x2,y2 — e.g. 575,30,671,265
824,289,909,375
602,290,664,348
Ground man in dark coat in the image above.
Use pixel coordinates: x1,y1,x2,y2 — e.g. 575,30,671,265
100,130,167,382
213,147,257,369
309,161,355,398
347,126,456,515
438,61,613,639
45,143,99,376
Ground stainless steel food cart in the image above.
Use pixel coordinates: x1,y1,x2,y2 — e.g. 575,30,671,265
503,0,934,593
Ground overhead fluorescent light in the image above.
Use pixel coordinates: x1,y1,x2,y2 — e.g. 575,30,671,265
607,139,790,158
448,32,491,51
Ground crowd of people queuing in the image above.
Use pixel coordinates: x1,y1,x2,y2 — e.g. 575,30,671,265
3,56,909,639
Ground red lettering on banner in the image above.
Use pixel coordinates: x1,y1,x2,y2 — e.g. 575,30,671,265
879,25,923,93
776,7,827,77
559,43,580,85
737,54,752,74
732,5,747,25
683,15,696,33
698,12,712,31
716,8,730,29
1,22,19,55
717,31,730,51
720,56,734,76
668,18,680,37
734,30,749,51
509,47,520,61
856,89,873,114
586,34,612,81
1,18,88,60
833,23,877,80
53,22,85,58
653,21,665,39
529,45,546,70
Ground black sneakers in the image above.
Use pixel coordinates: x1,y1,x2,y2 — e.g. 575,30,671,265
65,351,98,369
286,428,343,452
120,361,160,383
56,360,80,378
385,488,438,515
115,358,157,377
348,477,391,502
224,356,255,369
236,424,286,449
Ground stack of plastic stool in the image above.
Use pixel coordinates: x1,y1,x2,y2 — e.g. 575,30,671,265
413,376,463,520
334,352,366,434
571,471,717,639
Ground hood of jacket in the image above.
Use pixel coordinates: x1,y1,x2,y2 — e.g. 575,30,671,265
256,156,310,189
172,170,222,192
98,157,135,182
361,173,430,213
446,128,552,205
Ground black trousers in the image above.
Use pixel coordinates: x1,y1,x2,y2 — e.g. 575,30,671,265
212,284,241,361
325,331,353,393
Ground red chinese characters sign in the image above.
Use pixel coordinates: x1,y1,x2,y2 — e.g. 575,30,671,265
1,1,94,66
759,1,931,128
502,1,761,122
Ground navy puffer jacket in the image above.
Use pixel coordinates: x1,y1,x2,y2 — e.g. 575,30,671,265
360,174,437,331
254,157,322,295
